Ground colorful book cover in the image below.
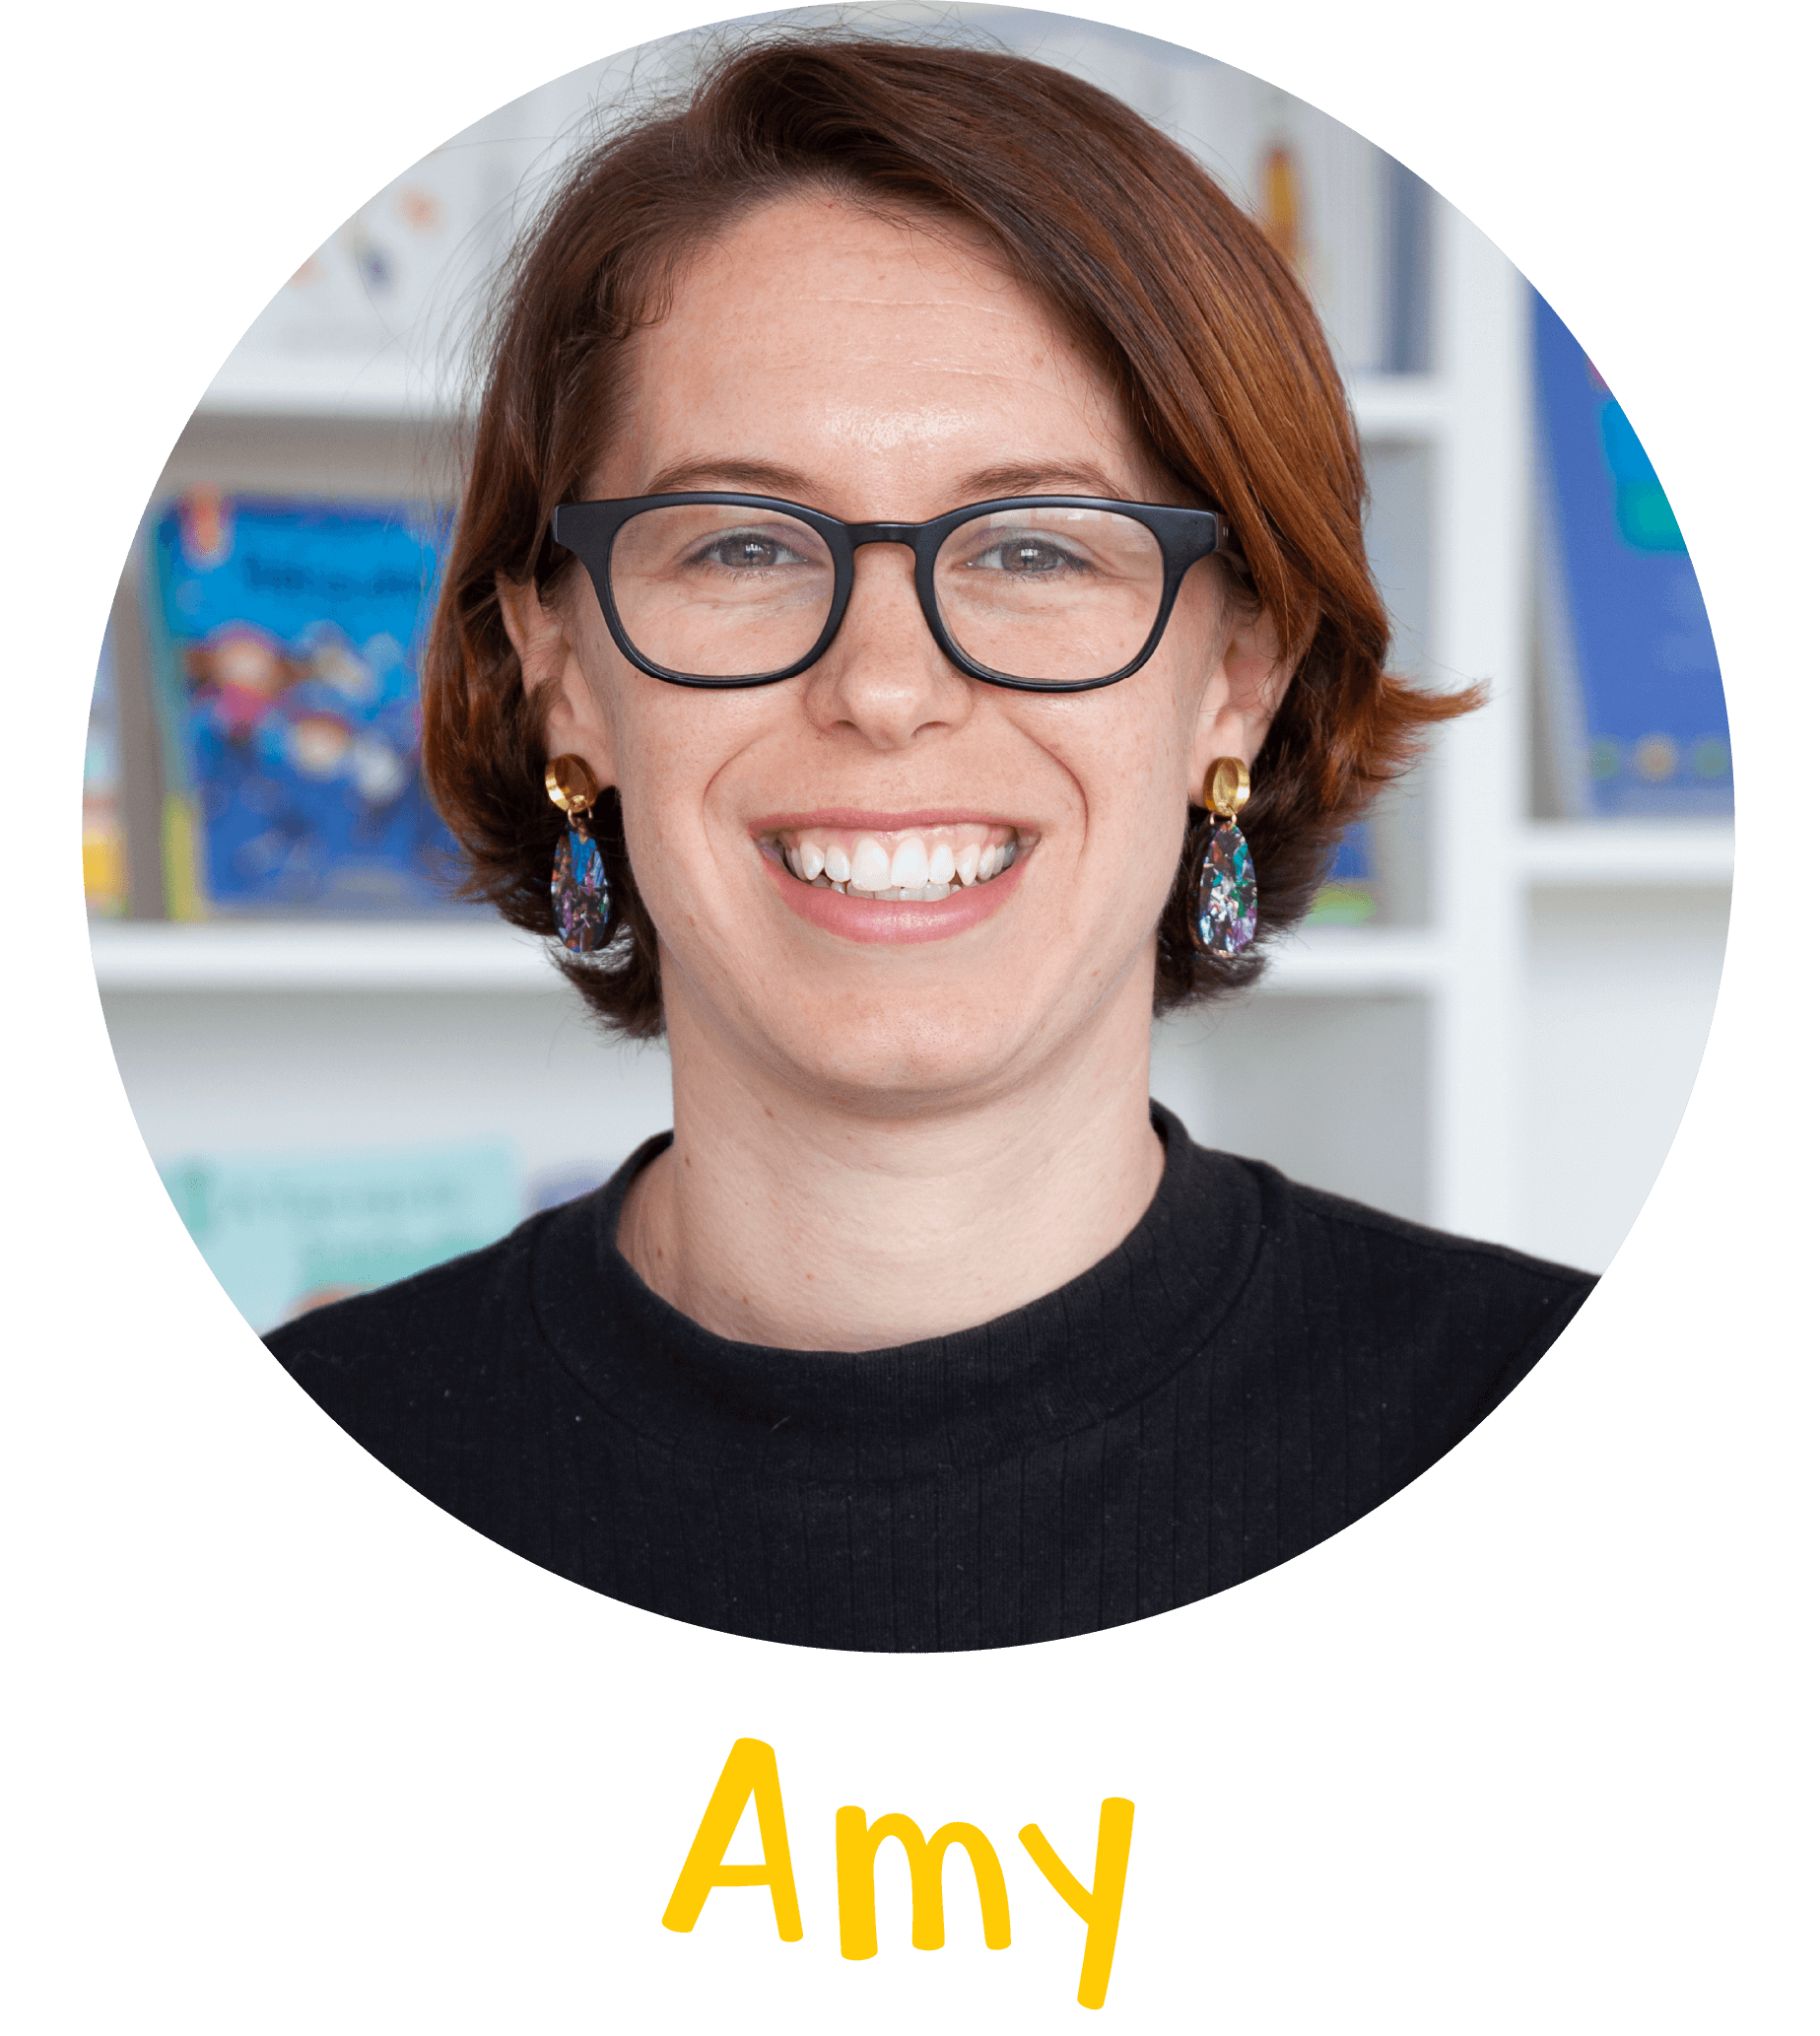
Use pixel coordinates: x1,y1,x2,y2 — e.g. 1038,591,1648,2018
159,1141,521,1332
84,621,129,916
145,493,464,915
1532,292,1732,818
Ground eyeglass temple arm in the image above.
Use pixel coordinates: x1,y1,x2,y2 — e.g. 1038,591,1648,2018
1209,513,1250,577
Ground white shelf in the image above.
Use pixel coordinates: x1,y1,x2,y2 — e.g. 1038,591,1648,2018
1349,374,1449,441
1518,822,1733,887
93,916,1448,997
1264,926,1448,994
92,917,559,992
196,362,1457,443
197,350,459,422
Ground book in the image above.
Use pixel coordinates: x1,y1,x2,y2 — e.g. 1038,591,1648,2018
1532,290,1732,818
143,493,466,915
159,1141,521,1332
1306,819,1379,925
84,620,130,916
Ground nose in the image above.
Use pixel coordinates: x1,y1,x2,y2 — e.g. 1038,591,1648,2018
799,538,976,751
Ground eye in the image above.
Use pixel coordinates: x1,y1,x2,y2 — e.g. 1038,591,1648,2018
695,530,810,572
970,534,1088,576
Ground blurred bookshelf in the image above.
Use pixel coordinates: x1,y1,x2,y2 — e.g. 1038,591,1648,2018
90,7,1731,1309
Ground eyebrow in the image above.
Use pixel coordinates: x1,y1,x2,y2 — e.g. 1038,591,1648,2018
636,455,1143,510
641,457,813,498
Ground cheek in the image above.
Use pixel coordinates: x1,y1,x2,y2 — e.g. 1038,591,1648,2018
573,611,683,805
1095,685,1208,894
1023,691,1195,884
1086,654,1206,795
595,677,784,915
612,722,722,881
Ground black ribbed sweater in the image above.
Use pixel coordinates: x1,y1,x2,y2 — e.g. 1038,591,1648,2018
267,1106,1592,1651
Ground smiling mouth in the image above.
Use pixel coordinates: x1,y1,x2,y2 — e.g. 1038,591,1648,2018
764,822,1027,901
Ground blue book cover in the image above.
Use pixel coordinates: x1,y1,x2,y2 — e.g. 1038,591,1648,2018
1532,292,1731,817
145,493,466,914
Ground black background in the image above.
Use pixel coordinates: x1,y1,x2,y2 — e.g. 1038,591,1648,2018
74,12,1725,2019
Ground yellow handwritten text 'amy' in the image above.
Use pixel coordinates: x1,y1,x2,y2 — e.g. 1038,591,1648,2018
662,1737,1134,2010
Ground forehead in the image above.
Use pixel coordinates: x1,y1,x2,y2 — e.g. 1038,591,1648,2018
599,193,1155,505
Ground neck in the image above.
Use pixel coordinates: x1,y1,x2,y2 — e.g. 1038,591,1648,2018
617,972,1165,1352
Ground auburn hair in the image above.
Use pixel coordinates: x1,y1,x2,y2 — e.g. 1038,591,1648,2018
423,31,1475,1038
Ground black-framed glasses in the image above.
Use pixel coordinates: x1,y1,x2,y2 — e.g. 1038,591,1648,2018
550,492,1242,692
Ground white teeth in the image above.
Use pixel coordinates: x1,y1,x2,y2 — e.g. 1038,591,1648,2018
778,829,1024,897
850,837,891,892
888,836,929,890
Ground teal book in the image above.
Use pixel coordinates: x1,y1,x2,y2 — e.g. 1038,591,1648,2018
159,1142,521,1332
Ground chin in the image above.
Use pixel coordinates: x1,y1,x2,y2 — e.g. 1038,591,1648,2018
766,1008,1036,1115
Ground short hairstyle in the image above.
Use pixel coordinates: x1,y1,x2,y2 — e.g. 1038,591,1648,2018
423,31,1475,1038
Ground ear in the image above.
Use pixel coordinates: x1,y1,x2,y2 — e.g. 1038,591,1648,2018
497,572,619,789
1187,596,1299,801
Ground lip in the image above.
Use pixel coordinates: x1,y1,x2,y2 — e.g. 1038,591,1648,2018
761,839,1031,945
748,807,1024,834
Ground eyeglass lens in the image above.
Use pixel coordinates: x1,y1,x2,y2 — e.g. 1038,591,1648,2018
607,504,1168,684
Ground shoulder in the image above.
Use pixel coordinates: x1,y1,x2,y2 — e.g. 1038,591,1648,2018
1224,1154,1596,1456
268,1216,539,1369
1262,1165,1595,1300
262,1203,578,1447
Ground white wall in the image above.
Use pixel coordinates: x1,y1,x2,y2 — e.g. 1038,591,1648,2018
1515,887,1728,1269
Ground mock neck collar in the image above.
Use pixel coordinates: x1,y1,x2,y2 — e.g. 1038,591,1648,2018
528,1103,1263,1477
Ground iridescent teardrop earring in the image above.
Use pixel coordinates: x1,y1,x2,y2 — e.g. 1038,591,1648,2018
1190,757,1257,957
546,754,612,953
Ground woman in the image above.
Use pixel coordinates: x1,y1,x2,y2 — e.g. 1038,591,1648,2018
269,34,1593,1650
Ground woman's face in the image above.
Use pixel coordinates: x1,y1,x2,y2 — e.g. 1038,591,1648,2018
509,194,1282,1110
